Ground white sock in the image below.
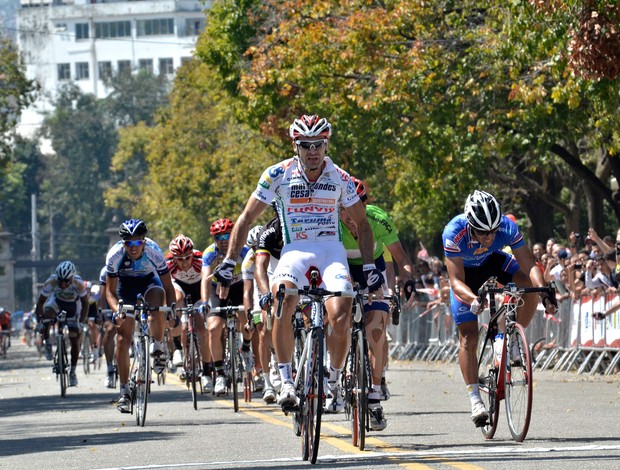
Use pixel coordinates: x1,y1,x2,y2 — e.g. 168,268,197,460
278,362,293,383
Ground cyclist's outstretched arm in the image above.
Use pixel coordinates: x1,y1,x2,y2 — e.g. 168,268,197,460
512,245,555,313
225,198,268,262
105,275,120,313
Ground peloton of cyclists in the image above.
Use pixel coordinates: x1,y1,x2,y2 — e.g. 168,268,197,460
34,261,89,386
201,218,251,396
105,219,177,413
442,190,556,427
212,114,384,412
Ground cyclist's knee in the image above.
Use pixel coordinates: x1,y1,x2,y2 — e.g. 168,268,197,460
144,285,165,306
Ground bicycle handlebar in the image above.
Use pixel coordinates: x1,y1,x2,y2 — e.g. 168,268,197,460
477,277,557,308
209,305,245,315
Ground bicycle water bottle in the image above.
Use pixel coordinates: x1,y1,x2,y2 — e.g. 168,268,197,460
493,333,504,365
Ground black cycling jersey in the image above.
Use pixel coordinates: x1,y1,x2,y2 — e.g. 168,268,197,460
257,216,283,260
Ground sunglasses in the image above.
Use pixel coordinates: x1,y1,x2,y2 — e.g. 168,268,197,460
295,139,327,150
473,228,498,237
124,239,145,247
214,233,231,241
58,278,71,284
175,254,192,261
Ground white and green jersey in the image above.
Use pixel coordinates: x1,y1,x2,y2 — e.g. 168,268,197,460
253,156,359,245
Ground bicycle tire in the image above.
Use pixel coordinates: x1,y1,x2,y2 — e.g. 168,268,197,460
189,332,198,410
302,328,324,464
477,324,499,439
58,335,68,398
505,323,533,442
229,328,239,413
135,337,149,426
352,330,367,449
292,327,307,438
82,331,91,375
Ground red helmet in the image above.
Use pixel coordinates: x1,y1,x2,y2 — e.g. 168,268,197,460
210,218,234,236
351,176,367,201
289,115,332,140
169,234,194,257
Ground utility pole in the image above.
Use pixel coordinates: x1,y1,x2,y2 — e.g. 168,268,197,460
31,194,39,306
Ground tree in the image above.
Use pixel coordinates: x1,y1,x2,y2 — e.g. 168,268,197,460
197,0,620,246
106,59,274,249
0,36,38,178
38,83,117,261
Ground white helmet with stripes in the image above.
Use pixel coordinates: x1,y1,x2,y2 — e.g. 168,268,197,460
464,190,502,231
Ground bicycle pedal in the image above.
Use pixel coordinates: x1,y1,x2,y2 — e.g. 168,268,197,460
474,417,489,428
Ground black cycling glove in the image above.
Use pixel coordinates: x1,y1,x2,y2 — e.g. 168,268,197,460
363,264,384,292
213,258,236,287
403,280,417,301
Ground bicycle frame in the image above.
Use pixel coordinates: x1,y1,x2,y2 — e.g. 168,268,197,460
210,304,244,412
275,270,353,464
53,311,69,398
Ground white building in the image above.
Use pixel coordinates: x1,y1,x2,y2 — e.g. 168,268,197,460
16,0,208,135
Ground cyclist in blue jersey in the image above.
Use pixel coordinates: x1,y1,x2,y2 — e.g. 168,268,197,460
442,190,556,427
105,219,177,413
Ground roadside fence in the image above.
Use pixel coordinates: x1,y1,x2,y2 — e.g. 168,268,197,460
388,290,620,376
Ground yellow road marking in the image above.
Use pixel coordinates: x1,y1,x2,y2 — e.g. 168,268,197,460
166,373,483,469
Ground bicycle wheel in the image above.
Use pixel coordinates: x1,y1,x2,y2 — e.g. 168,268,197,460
476,324,499,439
135,337,150,426
352,330,367,449
302,328,324,463
188,333,198,410
82,331,91,375
505,323,533,442
228,328,239,412
58,336,68,398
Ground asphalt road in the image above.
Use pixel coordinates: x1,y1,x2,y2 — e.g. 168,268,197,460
1,340,619,470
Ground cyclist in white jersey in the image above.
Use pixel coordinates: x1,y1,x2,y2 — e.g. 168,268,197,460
34,261,89,386
212,114,384,411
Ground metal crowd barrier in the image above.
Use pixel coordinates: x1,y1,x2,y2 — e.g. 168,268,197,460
388,291,620,376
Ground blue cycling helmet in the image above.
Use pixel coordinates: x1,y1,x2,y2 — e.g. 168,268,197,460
119,219,148,239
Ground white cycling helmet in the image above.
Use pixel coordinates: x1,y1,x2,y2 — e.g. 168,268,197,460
464,190,502,231
289,114,332,139
246,225,264,248
55,260,76,281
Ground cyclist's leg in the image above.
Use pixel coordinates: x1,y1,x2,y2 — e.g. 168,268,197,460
144,285,168,372
170,283,186,367
259,309,276,402
102,316,117,387
116,315,136,408
207,310,227,394
41,297,59,360
271,281,297,405
365,307,389,429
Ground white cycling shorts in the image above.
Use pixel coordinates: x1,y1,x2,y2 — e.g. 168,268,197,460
272,241,354,295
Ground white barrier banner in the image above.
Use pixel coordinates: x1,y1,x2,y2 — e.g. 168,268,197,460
579,296,593,347
593,295,606,347
605,293,620,348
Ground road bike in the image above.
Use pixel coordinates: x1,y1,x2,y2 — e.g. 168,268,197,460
275,270,354,464
344,285,400,450
476,277,556,442
116,296,175,426
210,304,245,412
52,311,70,398
178,298,204,410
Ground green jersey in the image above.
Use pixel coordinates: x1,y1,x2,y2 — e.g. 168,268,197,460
341,204,400,265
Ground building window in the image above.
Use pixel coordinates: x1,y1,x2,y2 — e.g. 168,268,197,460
117,60,131,74
185,18,204,36
75,23,89,40
137,18,174,36
138,59,153,74
159,58,173,76
57,63,71,80
95,21,131,39
76,62,89,80
98,61,112,80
